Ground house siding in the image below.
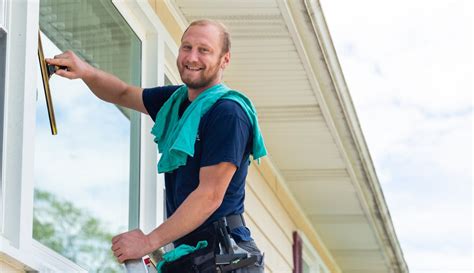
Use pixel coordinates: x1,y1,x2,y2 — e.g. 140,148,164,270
245,161,340,273
0,262,21,273
0,256,24,273
245,165,295,273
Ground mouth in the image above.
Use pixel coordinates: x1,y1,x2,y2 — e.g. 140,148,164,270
185,64,203,71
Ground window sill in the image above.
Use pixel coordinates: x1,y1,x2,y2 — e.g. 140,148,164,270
0,235,88,273
0,236,37,272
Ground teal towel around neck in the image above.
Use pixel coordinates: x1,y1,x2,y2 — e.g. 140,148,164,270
156,240,208,273
151,83,267,173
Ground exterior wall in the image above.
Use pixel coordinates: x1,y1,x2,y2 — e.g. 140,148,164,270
246,159,340,273
245,163,295,273
147,0,182,44
0,255,24,273
0,261,22,273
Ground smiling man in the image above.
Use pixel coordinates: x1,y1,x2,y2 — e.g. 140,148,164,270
46,19,266,272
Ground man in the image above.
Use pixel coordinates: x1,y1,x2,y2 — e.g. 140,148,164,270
46,19,266,272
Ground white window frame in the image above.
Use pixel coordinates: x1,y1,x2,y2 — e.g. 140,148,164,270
0,0,51,270
298,230,331,273
0,0,179,271
0,0,8,237
111,0,179,234
0,0,6,30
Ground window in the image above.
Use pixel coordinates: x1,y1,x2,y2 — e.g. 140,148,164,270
33,1,141,272
293,231,330,273
0,0,173,271
0,0,5,29
0,25,5,232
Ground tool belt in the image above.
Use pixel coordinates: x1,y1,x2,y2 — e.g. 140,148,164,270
160,214,258,273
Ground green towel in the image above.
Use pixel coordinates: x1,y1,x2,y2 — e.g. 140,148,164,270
156,240,208,273
151,83,267,173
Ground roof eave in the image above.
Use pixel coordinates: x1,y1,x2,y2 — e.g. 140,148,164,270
286,0,409,271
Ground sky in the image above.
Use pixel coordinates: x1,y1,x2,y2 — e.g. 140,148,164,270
319,0,473,272
35,33,132,234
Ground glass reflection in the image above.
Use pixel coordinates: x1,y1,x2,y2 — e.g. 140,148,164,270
33,33,129,273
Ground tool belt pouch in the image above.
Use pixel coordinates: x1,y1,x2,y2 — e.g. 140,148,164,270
160,226,219,273
160,248,217,273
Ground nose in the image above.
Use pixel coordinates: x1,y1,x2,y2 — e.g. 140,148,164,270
185,48,199,63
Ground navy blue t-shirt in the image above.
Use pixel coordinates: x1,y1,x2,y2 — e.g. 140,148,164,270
142,85,253,242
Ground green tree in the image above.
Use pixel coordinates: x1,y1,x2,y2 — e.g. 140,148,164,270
33,189,123,273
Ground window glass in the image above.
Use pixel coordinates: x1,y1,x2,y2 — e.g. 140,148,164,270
0,0,5,28
0,27,5,231
34,0,141,272
303,260,311,273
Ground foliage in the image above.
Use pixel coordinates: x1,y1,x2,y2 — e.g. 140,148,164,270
33,189,123,273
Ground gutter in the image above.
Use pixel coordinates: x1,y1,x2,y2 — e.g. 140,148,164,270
302,0,409,272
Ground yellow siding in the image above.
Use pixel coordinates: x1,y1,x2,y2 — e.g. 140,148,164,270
246,159,341,273
148,0,183,45
148,0,156,10
0,258,23,273
245,166,293,273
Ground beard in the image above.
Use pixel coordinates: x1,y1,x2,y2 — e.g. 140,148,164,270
178,61,221,90
181,72,216,90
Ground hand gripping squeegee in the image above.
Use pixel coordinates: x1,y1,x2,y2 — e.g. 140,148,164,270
37,30,66,135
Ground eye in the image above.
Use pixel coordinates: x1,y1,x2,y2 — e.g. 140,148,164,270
199,47,210,53
182,45,192,51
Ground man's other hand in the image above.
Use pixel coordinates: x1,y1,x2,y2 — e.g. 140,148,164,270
111,229,154,263
45,50,92,80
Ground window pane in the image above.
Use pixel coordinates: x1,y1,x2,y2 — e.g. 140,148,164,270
34,0,141,272
0,0,5,28
0,27,5,231
303,260,311,273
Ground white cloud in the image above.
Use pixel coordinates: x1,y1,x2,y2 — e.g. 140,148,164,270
320,0,473,272
34,35,132,230
363,105,473,183
322,0,473,112
405,246,472,272
34,100,131,229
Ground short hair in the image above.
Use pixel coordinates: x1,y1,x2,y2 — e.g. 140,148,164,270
182,19,231,55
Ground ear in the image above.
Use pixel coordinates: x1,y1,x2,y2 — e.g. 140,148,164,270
220,52,230,69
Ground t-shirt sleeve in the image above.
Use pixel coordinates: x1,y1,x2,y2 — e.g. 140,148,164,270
142,85,182,121
200,100,252,168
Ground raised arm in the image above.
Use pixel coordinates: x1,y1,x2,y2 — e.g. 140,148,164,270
46,51,147,114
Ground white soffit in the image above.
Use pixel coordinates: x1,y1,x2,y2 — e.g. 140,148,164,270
168,0,407,272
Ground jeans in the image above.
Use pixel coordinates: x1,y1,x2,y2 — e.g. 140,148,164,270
235,240,265,273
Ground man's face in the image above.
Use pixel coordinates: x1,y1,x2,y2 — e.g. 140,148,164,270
177,24,229,91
